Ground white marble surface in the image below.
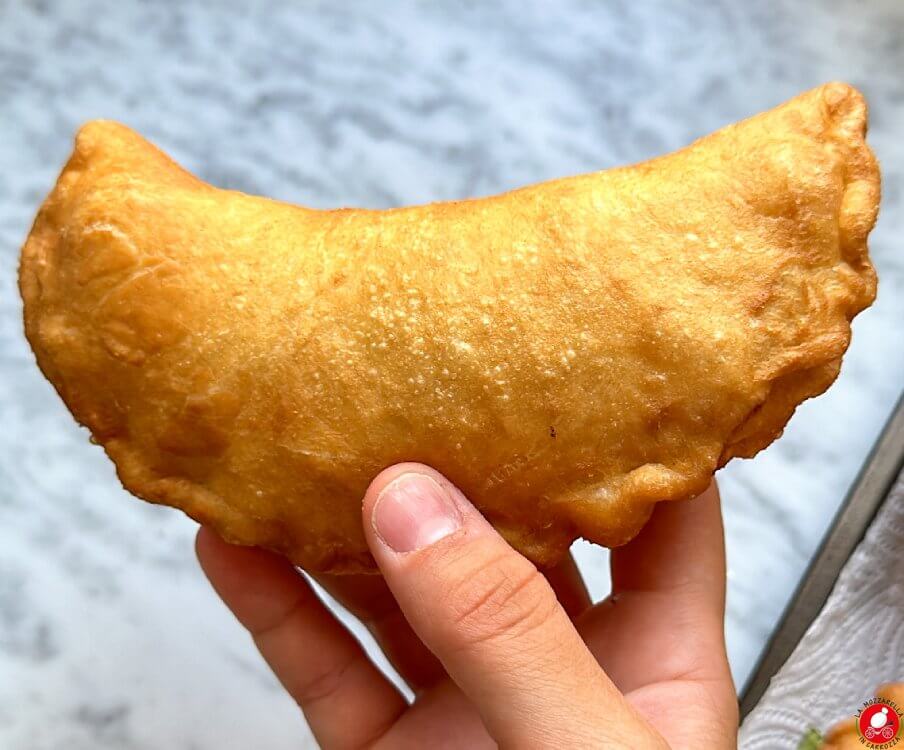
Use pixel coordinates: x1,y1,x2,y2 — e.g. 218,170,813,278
1,1,902,747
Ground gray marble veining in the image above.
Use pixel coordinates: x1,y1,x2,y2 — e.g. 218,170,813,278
2,1,902,747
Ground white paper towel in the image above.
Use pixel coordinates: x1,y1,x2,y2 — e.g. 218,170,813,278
740,468,904,748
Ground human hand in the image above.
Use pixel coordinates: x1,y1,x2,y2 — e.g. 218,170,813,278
196,463,737,748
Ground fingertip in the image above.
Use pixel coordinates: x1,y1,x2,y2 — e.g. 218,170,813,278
195,526,245,596
701,479,721,505
362,462,463,539
195,525,219,565
611,478,726,604
363,462,442,510
195,526,236,583
195,526,298,602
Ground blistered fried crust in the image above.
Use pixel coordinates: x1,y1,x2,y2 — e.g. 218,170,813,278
19,83,879,573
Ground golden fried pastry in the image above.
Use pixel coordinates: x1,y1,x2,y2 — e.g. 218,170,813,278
820,683,904,749
19,83,879,573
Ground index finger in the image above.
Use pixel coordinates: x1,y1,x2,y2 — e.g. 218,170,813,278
611,481,726,611
577,482,733,694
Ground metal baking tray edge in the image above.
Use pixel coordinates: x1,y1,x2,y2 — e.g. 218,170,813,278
740,392,904,718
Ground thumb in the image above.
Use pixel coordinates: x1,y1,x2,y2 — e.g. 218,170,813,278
363,463,666,749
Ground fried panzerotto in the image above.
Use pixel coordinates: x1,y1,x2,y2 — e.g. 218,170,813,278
20,83,879,573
